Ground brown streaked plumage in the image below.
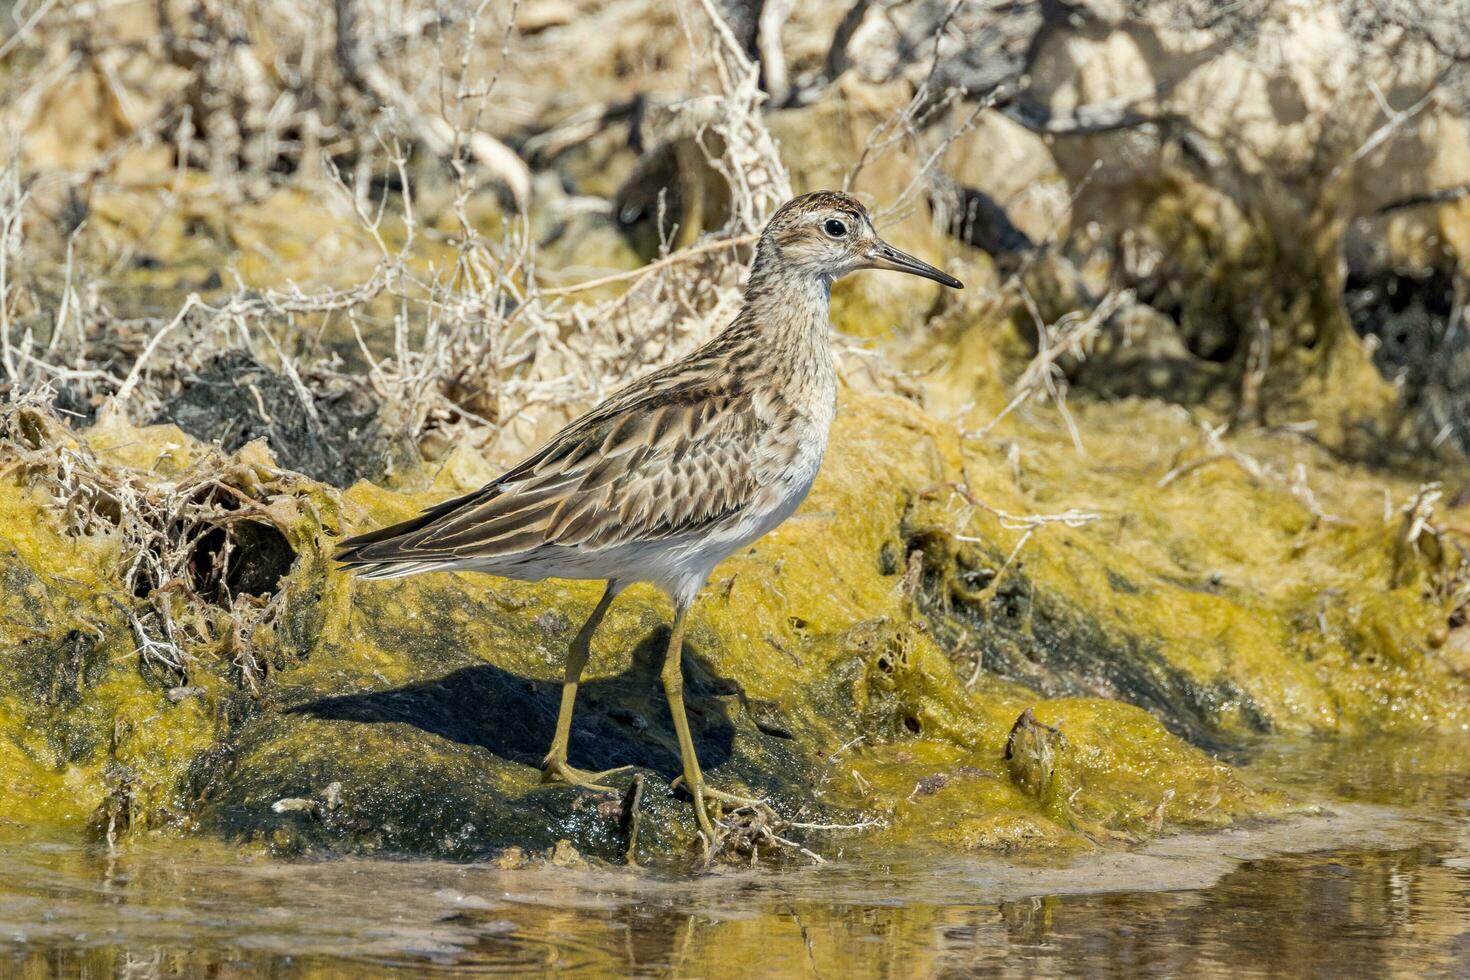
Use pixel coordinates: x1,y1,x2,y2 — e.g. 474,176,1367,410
337,190,962,848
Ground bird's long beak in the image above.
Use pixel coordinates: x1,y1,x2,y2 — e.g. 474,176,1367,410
864,239,964,289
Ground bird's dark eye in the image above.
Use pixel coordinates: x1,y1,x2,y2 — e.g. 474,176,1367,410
823,218,848,238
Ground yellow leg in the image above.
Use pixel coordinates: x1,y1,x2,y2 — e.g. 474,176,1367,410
660,603,720,843
541,583,629,791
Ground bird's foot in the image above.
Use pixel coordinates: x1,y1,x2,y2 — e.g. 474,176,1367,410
671,775,766,809
687,788,722,856
540,757,631,792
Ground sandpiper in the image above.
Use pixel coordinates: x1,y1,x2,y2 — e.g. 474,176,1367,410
336,190,963,844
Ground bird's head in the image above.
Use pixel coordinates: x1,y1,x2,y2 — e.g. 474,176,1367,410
754,190,963,290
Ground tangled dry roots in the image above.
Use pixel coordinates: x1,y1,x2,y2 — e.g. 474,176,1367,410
0,394,299,690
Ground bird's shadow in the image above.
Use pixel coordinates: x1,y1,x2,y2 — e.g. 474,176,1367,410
287,628,740,781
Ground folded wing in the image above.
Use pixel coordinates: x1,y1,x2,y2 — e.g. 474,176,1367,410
335,373,761,574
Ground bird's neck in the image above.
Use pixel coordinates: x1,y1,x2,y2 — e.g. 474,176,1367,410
724,243,833,366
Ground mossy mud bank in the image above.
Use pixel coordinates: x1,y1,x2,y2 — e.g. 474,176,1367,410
2,359,1467,866
4,0,1470,870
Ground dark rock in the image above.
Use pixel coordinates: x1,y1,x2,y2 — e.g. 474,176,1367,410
192,619,827,867
1004,707,1068,804
153,350,414,487
943,183,1034,257
1344,258,1470,459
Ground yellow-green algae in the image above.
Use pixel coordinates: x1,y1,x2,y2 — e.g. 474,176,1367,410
908,374,1470,739
6,314,1469,862
0,382,1295,864
0,479,217,828
5,225,1469,867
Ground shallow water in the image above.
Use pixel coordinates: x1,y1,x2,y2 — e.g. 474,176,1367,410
2,737,1467,978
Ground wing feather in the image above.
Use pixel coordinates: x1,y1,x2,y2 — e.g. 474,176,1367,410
336,360,766,571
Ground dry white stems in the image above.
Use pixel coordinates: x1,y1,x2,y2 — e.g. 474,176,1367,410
976,287,1133,451
0,0,930,584
1,396,293,687
0,0,800,472
1156,419,1265,488
935,483,1101,620
1399,482,1443,546
1157,417,1356,530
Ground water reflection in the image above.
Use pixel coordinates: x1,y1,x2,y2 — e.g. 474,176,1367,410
2,736,1467,978
941,844,1468,978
